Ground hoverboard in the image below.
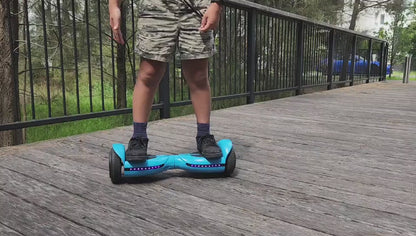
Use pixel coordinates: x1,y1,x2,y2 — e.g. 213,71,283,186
109,139,236,184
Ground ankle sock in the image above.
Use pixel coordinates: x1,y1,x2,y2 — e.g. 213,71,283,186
197,123,210,137
132,122,148,139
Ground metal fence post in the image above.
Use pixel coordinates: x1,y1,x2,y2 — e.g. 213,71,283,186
366,39,373,83
159,64,170,119
327,29,335,90
385,43,389,80
379,41,385,82
350,35,357,86
403,55,412,84
295,21,304,95
247,9,257,104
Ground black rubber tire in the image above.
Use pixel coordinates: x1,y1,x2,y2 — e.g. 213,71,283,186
224,149,236,177
109,149,123,184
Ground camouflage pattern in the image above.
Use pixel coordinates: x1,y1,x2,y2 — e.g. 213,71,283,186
135,0,215,62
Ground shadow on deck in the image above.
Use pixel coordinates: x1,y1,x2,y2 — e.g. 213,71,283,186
1,81,415,236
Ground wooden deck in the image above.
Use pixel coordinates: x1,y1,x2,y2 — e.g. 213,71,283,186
0,81,415,236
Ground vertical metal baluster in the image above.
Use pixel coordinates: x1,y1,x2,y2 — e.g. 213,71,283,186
24,0,36,119
295,21,304,95
71,0,80,113
350,35,357,86
366,39,373,83
97,0,105,110
291,21,296,88
111,31,116,109
313,26,317,85
244,10,247,93
85,0,93,112
131,0,137,78
218,9,223,96
327,29,335,90
224,6,228,95
268,16,272,91
173,55,177,102
56,0,67,115
262,15,265,92
237,9,241,94
40,0,52,117
246,9,256,104
284,20,289,89
212,23,216,97
278,18,282,89
234,8,237,95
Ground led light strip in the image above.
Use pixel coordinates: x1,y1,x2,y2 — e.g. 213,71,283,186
125,164,164,171
186,163,225,168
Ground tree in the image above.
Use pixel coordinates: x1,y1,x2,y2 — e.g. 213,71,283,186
377,0,414,72
348,0,392,30
0,0,23,147
251,0,344,25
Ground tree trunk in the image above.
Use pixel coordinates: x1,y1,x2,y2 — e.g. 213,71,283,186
349,0,361,30
116,2,127,109
0,0,23,147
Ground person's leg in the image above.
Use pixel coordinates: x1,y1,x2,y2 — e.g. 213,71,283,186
182,59,222,158
181,58,211,125
133,59,167,123
126,59,167,161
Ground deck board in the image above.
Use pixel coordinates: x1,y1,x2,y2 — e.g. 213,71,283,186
1,81,415,236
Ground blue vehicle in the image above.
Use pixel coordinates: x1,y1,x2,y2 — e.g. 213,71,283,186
318,56,392,75
109,139,236,184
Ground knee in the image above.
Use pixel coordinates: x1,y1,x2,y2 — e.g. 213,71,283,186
188,72,209,90
136,69,161,89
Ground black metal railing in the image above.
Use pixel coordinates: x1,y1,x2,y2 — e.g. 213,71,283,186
1,0,388,132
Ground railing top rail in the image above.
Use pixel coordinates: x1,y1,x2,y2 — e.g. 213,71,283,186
225,0,387,43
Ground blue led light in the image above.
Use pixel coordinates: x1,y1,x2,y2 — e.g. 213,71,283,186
186,163,225,168
126,164,164,171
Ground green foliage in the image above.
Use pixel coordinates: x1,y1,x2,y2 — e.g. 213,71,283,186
249,0,344,24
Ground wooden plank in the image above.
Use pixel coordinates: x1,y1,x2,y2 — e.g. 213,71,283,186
0,152,329,235
147,122,416,188
0,166,176,235
63,126,415,210
82,127,416,217
0,157,249,236
0,222,23,236
155,120,416,178
155,174,416,236
0,191,101,236
26,130,413,235
71,129,416,234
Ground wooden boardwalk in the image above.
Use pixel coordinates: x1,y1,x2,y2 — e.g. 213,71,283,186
0,81,415,236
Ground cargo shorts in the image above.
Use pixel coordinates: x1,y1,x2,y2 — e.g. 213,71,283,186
135,0,215,62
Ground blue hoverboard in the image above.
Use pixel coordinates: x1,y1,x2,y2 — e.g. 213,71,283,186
109,139,236,184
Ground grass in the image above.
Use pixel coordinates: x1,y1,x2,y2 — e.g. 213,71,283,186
386,71,416,81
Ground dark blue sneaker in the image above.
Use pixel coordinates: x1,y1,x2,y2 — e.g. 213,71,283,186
126,137,149,162
196,135,222,159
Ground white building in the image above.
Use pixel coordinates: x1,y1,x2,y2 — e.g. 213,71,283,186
339,0,414,36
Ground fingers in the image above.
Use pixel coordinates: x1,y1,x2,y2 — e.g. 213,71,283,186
200,20,216,33
110,17,125,45
200,15,208,32
113,29,125,45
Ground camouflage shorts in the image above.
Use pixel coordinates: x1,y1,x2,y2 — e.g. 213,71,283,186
135,0,215,62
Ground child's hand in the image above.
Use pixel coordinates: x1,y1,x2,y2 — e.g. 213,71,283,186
109,4,125,45
200,3,222,33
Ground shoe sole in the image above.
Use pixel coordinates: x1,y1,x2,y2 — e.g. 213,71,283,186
202,151,223,159
126,154,149,162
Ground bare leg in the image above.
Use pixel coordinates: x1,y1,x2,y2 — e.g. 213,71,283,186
181,58,211,124
133,59,167,123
